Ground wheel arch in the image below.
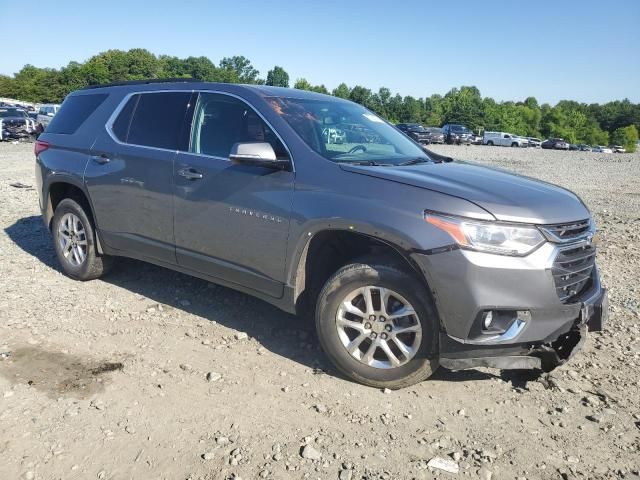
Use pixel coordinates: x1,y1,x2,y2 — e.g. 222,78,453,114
289,227,432,318
45,177,104,254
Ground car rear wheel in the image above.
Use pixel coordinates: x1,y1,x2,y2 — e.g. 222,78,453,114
315,261,439,389
52,198,112,281
487,141,494,146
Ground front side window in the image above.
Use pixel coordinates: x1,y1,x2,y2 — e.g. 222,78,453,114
267,97,429,165
189,93,289,160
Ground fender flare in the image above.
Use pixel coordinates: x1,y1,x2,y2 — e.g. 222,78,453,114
286,219,428,295
43,173,105,254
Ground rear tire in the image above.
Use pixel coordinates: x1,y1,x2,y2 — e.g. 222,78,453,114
487,141,494,146
315,261,439,389
52,198,112,281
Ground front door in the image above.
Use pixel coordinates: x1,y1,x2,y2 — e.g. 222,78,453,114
173,92,294,298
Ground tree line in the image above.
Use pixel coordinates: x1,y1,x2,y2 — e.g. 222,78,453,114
1,48,637,151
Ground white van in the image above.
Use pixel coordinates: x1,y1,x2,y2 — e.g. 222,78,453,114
483,131,528,147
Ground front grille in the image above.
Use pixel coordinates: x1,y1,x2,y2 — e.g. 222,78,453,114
552,243,596,303
541,219,591,242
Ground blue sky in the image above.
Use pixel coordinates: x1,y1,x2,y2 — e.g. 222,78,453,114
1,0,638,104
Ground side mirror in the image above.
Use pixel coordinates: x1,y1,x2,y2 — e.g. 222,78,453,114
229,142,290,170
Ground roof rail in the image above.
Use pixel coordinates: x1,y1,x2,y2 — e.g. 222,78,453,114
80,78,201,90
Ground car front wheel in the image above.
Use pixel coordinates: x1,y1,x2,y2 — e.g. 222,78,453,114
315,261,439,389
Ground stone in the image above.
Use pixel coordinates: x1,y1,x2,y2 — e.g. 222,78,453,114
339,469,353,480
301,444,322,460
235,332,248,341
202,451,215,461
427,456,459,474
206,372,222,382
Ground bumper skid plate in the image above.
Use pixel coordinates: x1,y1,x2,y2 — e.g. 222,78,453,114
440,288,608,372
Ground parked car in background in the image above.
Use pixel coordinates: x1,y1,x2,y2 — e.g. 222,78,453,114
612,145,626,153
441,124,472,144
527,137,542,148
36,104,60,132
424,127,445,144
578,144,592,151
569,144,579,151
469,134,483,145
541,138,569,150
34,80,607,389
592,145,613,153
396,123,431,144
0,106,36,141
483,131,528,147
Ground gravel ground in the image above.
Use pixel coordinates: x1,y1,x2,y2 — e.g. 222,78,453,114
0,142,638,480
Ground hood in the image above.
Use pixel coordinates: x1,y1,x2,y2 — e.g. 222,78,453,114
340,161,590,224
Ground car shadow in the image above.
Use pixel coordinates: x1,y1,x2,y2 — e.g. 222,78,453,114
5,215,542,389
5,216,329,375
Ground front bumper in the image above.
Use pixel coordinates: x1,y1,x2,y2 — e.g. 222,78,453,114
412,243,607,371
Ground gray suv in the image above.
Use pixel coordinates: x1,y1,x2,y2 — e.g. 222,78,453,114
35,80,607,389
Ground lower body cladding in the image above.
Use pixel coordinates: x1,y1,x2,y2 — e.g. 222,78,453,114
412,241,608,372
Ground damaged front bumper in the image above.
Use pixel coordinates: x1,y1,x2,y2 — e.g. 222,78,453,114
439,286,608,372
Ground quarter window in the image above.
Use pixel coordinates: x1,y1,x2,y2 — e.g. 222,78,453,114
189,93,289,160
111,94,139,142
46,94,108,134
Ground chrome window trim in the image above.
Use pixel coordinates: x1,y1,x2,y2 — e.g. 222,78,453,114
104,89,295,170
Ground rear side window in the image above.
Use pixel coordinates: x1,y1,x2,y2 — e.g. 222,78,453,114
47,94,108,134
118,92,191,150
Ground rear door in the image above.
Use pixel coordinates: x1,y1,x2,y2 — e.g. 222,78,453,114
85,91,194,263
172,92,294,298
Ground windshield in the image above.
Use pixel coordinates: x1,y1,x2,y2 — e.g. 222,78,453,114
0,108,27,119
267,97,430,165
450,125,470,133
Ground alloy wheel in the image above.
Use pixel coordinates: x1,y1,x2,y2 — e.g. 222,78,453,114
335,286,422,369
57,213,88,266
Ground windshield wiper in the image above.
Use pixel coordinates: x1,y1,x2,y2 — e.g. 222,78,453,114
335,160,393,166
398,157,431,166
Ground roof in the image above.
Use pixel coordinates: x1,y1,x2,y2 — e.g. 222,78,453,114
78,79,345,102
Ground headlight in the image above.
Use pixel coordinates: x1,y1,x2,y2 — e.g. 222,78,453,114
424,212,545,256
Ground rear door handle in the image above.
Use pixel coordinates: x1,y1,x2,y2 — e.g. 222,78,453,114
91,154,110,165
177,167,204,180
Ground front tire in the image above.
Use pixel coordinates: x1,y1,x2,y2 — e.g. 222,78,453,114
315,261,439,389
52,198,112,280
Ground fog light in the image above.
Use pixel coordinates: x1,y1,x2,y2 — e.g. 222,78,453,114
483,311,493,330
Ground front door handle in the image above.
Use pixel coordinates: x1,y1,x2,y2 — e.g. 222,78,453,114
91,154,110,165
177,167,204,180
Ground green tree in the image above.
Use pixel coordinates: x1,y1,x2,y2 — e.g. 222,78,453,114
440,86,484,131
219,56,261,84
332,83,350,99
266,66,289,87
611,125,638,152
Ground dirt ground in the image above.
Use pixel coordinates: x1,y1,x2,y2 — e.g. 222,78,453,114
0,142,638,480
